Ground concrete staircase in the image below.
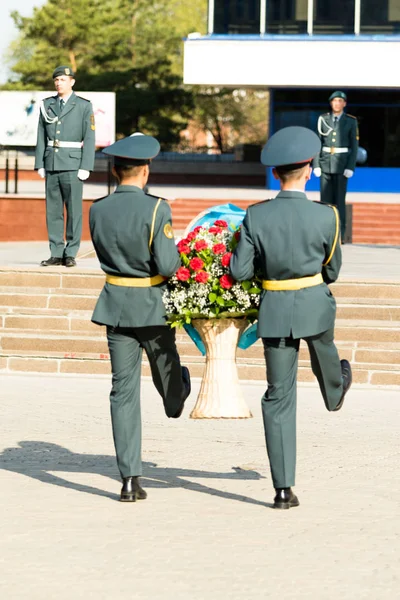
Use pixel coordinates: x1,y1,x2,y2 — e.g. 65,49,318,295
0,267,399,386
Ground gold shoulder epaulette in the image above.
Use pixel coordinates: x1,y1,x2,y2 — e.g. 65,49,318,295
347,114,357,119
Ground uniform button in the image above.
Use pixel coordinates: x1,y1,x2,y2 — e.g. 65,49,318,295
55,149,59,153
57,121,61,125
56,130,60,134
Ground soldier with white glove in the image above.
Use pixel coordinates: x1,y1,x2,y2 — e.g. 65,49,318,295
312,91,359,242
34,65,96,267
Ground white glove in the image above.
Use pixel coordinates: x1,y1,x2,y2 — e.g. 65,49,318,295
77,169,90,181
343,169,354,178
313,167,321,178
38,168,46,179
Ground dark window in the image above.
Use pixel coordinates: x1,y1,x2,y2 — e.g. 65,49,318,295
213,0,261,34
273,88,400,167
266,0,308,34
361,0,400,34
313,0,355,34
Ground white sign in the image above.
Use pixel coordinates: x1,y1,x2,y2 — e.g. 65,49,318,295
184,38,400,88
0,91,116,147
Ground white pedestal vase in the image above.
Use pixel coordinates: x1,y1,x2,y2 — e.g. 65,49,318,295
190,318,253,419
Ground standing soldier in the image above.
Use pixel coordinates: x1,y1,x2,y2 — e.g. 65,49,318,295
89,133,191,503
230,126,352,510
35,66,96,267
313,91,359,242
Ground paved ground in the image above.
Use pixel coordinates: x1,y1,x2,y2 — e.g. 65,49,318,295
1,241,399,280
0,375,399,599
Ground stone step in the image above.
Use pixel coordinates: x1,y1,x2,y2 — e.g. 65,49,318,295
1,350,399,386
1,326,399,360
0,268,103,291
1,303,400,333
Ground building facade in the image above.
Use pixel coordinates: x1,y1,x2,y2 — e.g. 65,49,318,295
183,1,400,191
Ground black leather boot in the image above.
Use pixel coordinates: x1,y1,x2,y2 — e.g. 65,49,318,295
273,487,300,510
120,476,147,502
40,257,63,267
334,359,352,411
171,366,191,419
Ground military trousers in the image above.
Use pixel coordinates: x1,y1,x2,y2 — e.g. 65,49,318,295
261,328,344,489
320,172,348,240
45,170,84,258
106,325,187,478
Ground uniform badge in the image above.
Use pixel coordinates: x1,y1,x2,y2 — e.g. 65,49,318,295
163,223,174,239
65,68,70,75
90,114,95,131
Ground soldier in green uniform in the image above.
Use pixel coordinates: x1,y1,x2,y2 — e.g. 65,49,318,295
89,133,191,503
35,65,96,267
230,126,352,510
313,91,359,242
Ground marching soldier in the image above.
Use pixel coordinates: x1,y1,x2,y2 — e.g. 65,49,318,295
230,126,352,509
313,91,359,242
89,133,191,503
35,65,96,267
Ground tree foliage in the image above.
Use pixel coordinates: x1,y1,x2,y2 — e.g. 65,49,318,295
190,88,269,153
4,0,208,146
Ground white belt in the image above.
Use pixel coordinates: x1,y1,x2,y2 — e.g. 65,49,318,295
47,141,83,148
322,146,349,154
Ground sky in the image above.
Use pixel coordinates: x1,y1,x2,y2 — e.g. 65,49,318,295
0,0,46,83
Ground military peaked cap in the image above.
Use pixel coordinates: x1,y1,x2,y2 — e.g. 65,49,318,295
329,90,347,102
103,133,160,166
53,65,75,78
261,126,321,167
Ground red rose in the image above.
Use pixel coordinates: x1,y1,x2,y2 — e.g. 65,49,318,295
213,243,226,255
220,274,234,289
221,252,232,267
194,239,208,251
189,257,204,271
234,230,241,241
176,267,190,281
177,242,191,255
186,231,196,241
195,271,210,284
214,219,228,228
193,226,203,234
209,226,222,234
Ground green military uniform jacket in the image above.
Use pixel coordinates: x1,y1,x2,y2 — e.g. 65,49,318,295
313,112,358,174
34,92,95,172
230,191,342,339
90,185,180,328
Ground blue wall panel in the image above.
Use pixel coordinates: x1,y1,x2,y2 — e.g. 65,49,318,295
267,167,400,193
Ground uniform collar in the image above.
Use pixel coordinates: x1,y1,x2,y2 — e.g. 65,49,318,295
114,184,143,193
275,190,308,200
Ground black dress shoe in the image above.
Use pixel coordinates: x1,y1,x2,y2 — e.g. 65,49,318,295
120,476,147,502
64,256,77,267
273,488,300,510
40,257,63,267
171,366,191,419
334,359,352,411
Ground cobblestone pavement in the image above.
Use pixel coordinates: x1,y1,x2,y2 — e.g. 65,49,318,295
0,375,399,599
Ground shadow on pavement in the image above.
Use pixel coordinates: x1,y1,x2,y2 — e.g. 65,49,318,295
0,441,271,507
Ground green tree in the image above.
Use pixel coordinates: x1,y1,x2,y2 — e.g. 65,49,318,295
3,0,207,146
191,88,269,153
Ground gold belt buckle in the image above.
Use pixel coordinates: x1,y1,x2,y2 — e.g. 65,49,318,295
330,147,335,155
53,140,60,148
